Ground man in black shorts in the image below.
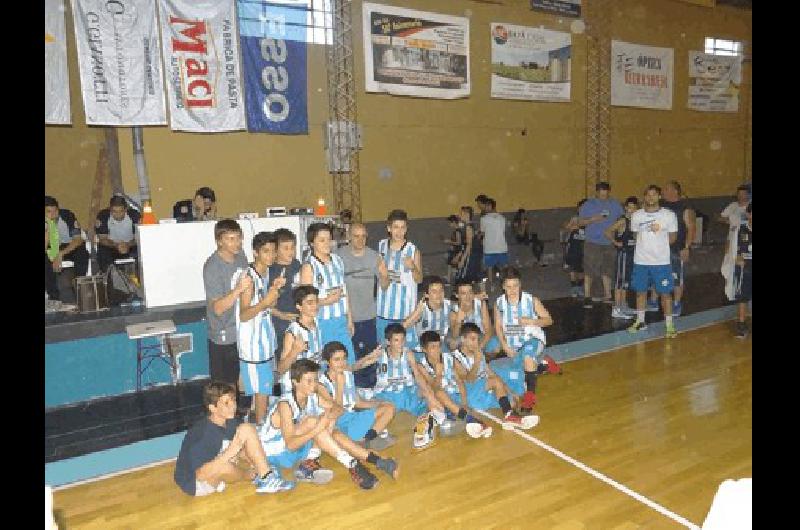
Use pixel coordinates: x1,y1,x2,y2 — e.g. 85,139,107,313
733,203,752,339
562,199,587,298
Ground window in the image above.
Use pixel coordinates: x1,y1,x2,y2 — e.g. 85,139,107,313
241,0,332,45
704,37,743,57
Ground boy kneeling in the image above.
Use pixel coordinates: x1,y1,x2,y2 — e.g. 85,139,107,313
258,358,399,490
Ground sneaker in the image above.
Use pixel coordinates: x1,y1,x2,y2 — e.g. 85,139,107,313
465,420,493,438
254,472,295,494
430,409,447,426
412,414,437,451
611,306,635,319
646,299,660,312
439,418,466,437
665,323,677,339
349,461,379,490
621,305,638,316
521,413,540,429
502,411,539,430
672,301,683,317
521,390,537,410
542,354,563,375
627,321,648,333
375,457,400,480
734,322,749,339
294,458,334,485
583,297,593,309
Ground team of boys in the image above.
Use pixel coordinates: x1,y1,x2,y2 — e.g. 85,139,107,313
176,186,752,497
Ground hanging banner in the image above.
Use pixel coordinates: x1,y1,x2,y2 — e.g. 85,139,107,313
362,2,470,99
70,0,167,125
45,0,72,124
530,0,581,18
687,51,742,113
237,0,308,134
491,23,571,102
611,40,673,110
159,0,246,132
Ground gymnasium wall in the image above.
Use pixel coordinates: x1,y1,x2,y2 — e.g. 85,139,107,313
45,0,751,225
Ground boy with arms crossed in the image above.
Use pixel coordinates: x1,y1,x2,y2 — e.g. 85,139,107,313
402,275,453,352
278,286,324,394
449,279,499,357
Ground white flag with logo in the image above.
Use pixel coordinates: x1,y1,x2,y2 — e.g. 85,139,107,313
46,0,71,124
158,0,246,132
70,0,167,125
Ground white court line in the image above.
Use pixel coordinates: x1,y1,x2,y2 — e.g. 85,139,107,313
52,457,177,492
475,410,702,530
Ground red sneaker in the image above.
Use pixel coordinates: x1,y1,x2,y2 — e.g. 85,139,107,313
543,355,562,375
521,391,537,411
502,411,524,430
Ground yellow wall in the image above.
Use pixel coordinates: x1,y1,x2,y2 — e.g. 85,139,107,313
45,0,751,223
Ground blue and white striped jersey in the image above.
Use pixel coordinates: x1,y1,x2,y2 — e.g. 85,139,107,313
286,319,323,363
451,348,488,380
458,298,486,334
305,253,348,320
495,292,547,348
374,348,416,393
418,351,459,394
258,391,323,453
233,266,276,363
318,370,358,412
417,299,452,338
376,239,418,320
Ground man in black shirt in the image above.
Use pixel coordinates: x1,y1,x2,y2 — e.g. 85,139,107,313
174,381,294,496
660,181,696,316
173,187,218,222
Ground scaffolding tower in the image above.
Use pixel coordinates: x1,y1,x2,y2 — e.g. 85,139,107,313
584,0,611,196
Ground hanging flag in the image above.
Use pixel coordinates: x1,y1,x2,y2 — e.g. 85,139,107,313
70,0,167,125
46,0,71,124
237,0,308,134
158,0,246,132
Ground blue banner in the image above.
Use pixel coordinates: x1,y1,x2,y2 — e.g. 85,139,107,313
238,0,308,134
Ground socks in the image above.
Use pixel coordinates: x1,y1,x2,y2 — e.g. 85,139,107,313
364,429,378,441
457,408,467,420
524,371,537,393
498,396,512,415
259,470,273,480
366,452,379,465
307,447,322,460
431,409,446,426
636,310,645,323
666,315,674,326
336,450,356,469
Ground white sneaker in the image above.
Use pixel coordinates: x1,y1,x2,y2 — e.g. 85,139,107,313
521,414,540,430
611,306,635,319
466,422,493,438
430,409,447,426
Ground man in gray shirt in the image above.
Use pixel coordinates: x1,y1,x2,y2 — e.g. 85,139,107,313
338,223,387,388
203,219,251,388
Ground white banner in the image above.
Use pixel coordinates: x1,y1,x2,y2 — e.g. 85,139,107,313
70,0,167,125
45,0,71,124
611,40,673,110
491,23,571,102
159,0,246,132
362,2,470,99
688,51,742,113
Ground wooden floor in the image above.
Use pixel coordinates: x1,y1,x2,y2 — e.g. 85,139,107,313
53,322,752,529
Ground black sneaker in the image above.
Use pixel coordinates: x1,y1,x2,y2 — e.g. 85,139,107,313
350,462,378,490
734,322,749,339
583,297,593,309
375,457,399,479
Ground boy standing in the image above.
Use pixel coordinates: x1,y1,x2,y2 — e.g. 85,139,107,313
174,382,294,496
449,279,498,356
402,276,453,352
733,203,752,339
562,199,587,298
604,197,640,319
278,286,324,393
269,229,303,356
480,199,509,292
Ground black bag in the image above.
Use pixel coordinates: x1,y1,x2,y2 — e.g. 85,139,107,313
105,263,143,306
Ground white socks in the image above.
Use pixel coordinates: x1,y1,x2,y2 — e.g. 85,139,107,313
335,449,356,469
307,447,322,460
636,310,645,323
431,409,446,426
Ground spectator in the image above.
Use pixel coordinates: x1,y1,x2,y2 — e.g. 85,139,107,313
660,181,696,316
44,195,89,277
95,196,140,273
577,182,623,308
174,187,217,222
480,198,509,292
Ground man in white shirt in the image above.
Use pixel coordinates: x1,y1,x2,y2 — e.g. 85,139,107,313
719,185,750,300
627,185,679,339
479,198,509,292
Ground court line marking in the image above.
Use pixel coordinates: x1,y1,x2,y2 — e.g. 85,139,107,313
52,458,177,492
475,409,702,530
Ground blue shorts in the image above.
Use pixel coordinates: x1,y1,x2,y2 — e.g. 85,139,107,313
266,440,312,469
464,379,499,410
375,386,427,416
631,264,674,294
483,253,510,269
335,408,377,441
484,336,501,353
376,317,404,347
490,338,544,397
239,360,274,396
319,314,356,365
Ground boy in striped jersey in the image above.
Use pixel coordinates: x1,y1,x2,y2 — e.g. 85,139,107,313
416,331,493,438
318,341,398,450
402,276,453,352
491,267,562,416
234,232,285,425
453,323,538,430
449,279,499,357
258,359,399,490
300,223,357,364
376,209,423,344
278,286,324,394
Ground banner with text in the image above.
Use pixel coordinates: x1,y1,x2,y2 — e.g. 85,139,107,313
238,0,308,134
491,23,571,102
362,2,470,99
688,51,741,113
530,0,581,18
159,0,246,132
611,40,673,110
71,0,167,125
46,0,71,124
